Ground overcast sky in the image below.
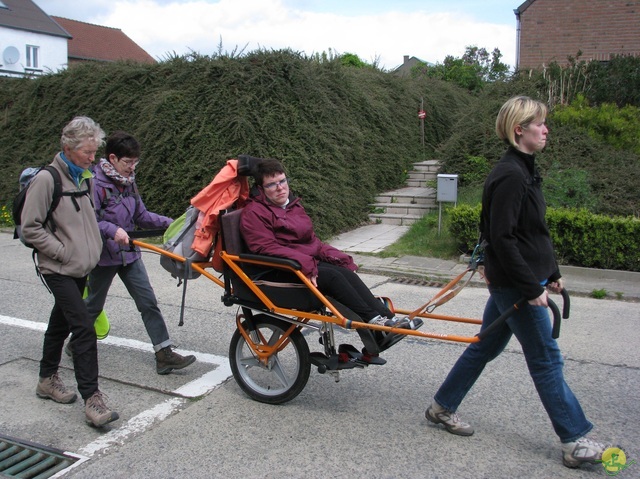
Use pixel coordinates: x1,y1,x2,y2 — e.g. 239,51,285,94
37,0,521,70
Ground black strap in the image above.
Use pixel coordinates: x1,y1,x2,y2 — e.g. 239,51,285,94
97,184,140,220
178,259,191,327
40,167,62,233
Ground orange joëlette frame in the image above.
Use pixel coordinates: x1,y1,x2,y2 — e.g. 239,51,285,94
133,239,484,345
132,240,482,344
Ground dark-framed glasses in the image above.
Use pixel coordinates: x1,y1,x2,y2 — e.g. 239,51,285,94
263,177,288,190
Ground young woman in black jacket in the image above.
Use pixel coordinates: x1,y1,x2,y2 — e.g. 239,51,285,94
425,96,612,468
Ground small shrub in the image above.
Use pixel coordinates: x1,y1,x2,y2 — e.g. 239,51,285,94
448,204,481,252
0,204,13,227
590,289,607,299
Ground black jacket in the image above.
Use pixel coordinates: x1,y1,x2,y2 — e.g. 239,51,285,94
480,146,561,300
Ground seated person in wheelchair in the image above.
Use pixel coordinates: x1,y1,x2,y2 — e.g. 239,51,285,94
239,158,416,333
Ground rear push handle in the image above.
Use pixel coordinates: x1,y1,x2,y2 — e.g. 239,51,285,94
476,289,570,341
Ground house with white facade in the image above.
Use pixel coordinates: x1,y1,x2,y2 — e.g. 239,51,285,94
0,0,70,77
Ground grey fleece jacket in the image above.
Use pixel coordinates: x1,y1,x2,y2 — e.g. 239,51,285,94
21,154,102,277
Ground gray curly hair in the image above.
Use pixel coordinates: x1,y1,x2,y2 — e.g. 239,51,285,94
60,116,106,151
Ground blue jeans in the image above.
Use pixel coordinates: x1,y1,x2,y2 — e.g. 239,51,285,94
86,259,171,351
41,274,99,400
434,286,593,443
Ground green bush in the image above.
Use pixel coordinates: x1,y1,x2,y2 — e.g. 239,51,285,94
552,95,640,154
449,204,481,252
449,204,640,272
546,209,640,271
542,165,596,211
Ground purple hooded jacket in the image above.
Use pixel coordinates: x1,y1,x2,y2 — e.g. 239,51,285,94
239,190,356,278
93,164,172,266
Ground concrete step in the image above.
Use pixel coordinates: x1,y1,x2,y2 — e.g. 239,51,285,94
408,170,437,179
367,160,441,226
368,212,425,226
412,159,440,171
406,178,435,188
370,202,437,216
375,186,436,205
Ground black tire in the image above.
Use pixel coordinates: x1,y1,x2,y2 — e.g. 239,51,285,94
229,314,311,404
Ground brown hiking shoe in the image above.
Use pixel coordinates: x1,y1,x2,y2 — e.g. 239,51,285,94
36,373,77,404
155,346,196,375
85,390,119,427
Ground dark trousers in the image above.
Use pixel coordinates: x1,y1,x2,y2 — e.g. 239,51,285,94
316,262,393,321
41,274,99,400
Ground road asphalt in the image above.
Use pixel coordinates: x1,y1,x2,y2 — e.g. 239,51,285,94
0,227,638,478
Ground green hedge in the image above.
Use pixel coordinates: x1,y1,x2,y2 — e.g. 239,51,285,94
449,204,640,272
0,51,473,239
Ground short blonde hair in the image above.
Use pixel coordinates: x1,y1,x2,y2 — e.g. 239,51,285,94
495,96,547,147
60,116,105,151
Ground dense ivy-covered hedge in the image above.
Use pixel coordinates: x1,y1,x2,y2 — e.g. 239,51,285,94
0,50,470,238
449,204,640,272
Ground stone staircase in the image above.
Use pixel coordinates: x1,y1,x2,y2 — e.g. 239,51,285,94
368,160,439,226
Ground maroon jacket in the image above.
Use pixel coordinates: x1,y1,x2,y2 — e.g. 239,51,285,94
239,191,357,278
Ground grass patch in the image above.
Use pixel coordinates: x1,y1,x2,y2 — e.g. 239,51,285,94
380,210,460,259
380,186,481,259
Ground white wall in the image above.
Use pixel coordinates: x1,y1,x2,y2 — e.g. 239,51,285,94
0,27,68,77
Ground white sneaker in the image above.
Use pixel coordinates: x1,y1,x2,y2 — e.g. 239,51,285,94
561,436,608,468
426,402,474,436
368,315,410,329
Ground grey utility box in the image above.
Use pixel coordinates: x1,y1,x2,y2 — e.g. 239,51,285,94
437,174,458,203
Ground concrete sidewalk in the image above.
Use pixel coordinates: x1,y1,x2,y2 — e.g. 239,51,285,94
329,223,640,301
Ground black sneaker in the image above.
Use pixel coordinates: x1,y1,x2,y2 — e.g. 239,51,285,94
407,317,424,330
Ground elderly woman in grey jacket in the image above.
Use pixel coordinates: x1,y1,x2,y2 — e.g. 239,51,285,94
21,116,119,428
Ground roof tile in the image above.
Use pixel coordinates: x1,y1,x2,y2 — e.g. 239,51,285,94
51,16,155,64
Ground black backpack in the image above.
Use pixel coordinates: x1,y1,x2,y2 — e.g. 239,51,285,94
13,166,91,249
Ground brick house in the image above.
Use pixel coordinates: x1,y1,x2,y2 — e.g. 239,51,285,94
51,16,155,65
515,0,640,70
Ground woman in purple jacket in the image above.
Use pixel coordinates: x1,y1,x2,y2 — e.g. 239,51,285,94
83,132,196,375
240,159,420,360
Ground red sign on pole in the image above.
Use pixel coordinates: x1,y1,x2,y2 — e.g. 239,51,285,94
418,110,426,119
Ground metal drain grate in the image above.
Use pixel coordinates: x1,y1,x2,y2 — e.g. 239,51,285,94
0,433,86,478
389,277,445,287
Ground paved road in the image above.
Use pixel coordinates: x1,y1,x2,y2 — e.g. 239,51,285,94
1,231,638,478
